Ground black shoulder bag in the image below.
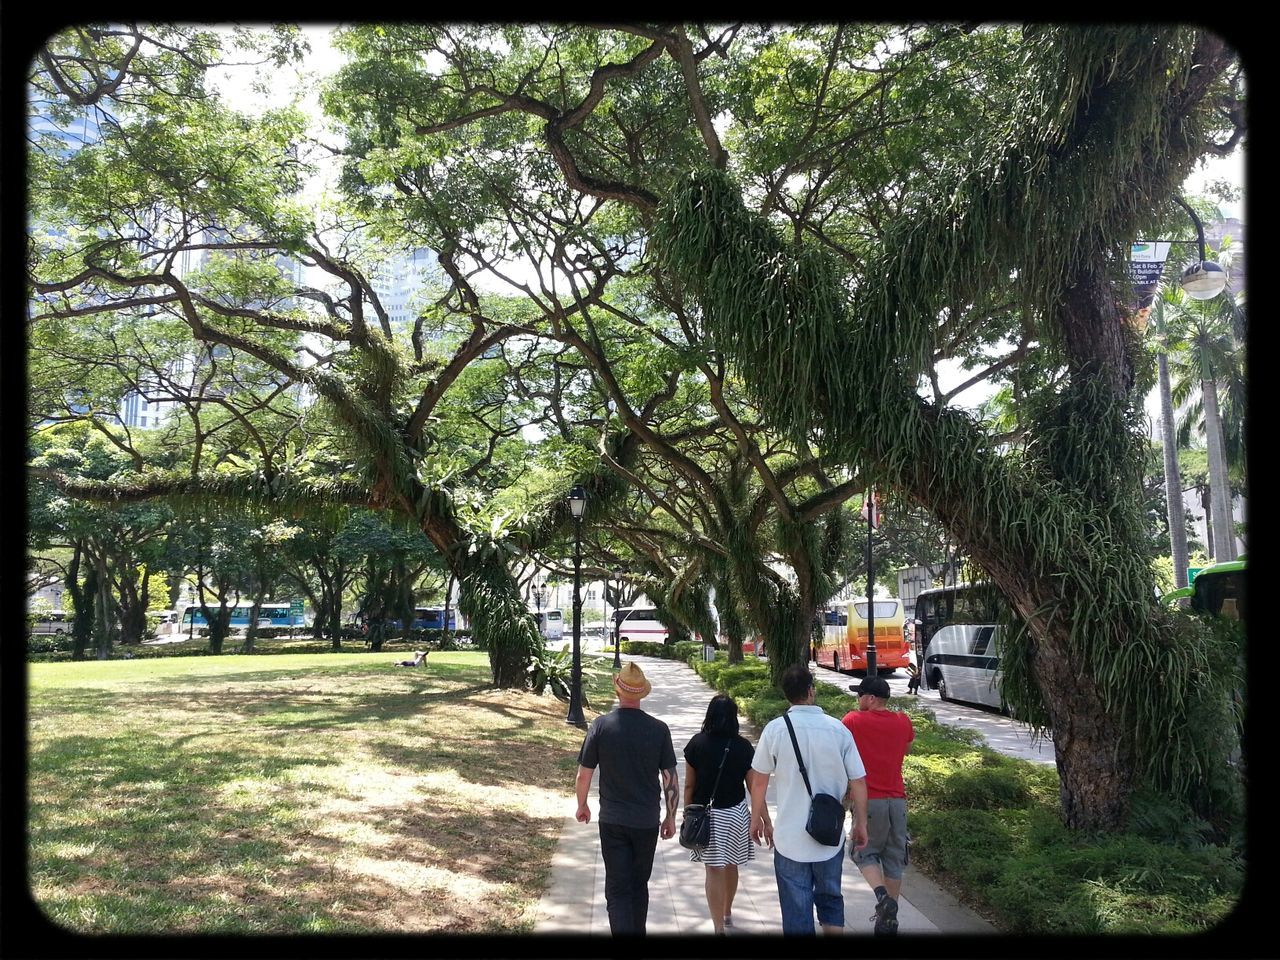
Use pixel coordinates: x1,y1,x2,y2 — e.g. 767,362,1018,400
782,712,847,847
679,742,731,851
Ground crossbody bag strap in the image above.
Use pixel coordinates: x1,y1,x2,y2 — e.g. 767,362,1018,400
704,743,731,809
781,712,815,798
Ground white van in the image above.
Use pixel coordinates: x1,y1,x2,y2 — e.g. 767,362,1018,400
29,611,69,635
616,606,669,644
534,609,564,641
922,623,1003,710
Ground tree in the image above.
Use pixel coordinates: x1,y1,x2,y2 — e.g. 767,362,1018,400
654,28,1241,831
29,23,558,687
167,515,257,654
1148,285,1193,589
290,23,1249,826
28,423,175,656
277,515,360,649
1166,283,1246,563
28,23,1244,831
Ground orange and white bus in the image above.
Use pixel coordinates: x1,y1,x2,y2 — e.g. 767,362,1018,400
814,597,909,675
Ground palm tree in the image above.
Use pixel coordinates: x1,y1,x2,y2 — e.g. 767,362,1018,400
1165,267,1245,563
1148,285,1191,589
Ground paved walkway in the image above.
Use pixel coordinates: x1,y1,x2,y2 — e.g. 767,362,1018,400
536,655,995,937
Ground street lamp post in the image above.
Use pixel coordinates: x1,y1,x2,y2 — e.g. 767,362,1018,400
612,567,623,670
566,485,587,727
1172,196,1229,300
864,488,878,678
533,576,547,638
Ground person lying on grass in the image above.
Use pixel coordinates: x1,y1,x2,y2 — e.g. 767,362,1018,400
396,650,428,667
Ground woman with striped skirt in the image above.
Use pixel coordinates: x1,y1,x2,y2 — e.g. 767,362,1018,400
683,694,764,935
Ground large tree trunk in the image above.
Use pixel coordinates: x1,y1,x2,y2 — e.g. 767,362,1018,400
70,547,94,661
1158,352,1190,589
93,552,117,660
116,565,148,645
449,548,542,688
196,578,233,655
416,498,541,689
1027,615,1139,829
714,574,746,664
244,594,263,653
1202,377,1236,562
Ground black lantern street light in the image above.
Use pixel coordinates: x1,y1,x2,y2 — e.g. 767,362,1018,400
612,567,623,670
566,485,587,727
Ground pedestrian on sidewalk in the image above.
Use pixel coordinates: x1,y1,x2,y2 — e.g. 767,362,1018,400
574,662,679,936
749,664,869,936
842,674,915,936
682,694,759,935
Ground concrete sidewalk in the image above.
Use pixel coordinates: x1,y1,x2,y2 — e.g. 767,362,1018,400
536,655,993,937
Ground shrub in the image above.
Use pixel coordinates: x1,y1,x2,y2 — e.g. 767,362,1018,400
619,640,667,658
672,640,703,663
28,633,75,655
687,651,1242,935
938,757,1032,810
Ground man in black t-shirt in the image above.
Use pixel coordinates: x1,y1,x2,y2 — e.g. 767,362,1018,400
575,662,678,936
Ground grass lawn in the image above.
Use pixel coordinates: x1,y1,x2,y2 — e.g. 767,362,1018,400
27,651,617,934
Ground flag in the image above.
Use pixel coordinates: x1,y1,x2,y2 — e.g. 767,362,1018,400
861,490,879,529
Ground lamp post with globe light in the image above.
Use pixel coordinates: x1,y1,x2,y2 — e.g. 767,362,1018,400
1172,196,1229,301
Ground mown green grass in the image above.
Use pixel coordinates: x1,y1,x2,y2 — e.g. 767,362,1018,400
691,654,1244,934
28,651,616,934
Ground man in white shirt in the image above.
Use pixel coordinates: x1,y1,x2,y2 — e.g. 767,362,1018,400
750,664,869,935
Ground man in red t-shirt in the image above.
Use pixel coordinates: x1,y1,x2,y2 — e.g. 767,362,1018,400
842,675,915,936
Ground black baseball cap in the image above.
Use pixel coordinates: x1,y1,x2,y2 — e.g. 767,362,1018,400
851,676,891,698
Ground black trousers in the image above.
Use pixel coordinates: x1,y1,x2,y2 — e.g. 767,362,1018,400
598,821,660,935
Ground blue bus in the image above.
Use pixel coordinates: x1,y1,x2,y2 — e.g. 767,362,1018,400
410,607,458,630
373,607,460,631
180,602,304,628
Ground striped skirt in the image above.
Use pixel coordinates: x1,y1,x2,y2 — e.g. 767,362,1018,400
689,798,754,866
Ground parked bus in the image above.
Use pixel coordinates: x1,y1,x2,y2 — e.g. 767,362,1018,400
149,610,181,636
534,608,564,641
410,607,460,631
814,597,908,675
1162,556,1246,619
615,606,669,644
179,602,304,629
915,582,1005,708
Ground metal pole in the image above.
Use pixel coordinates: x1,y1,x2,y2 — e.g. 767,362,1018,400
866,492,877,677
1173,195,1208,262
612,569,622,670
567,515,586,726
442,573,453,646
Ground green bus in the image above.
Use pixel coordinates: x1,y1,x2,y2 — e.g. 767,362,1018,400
1161,556,1246,619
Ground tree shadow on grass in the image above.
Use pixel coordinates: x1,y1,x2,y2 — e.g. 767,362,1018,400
28,729,568,934
33,679,499,732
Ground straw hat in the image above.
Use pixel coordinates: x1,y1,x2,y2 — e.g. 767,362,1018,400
613,662,652,699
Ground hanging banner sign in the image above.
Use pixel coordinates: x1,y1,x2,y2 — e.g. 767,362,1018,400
1126,241,1172,327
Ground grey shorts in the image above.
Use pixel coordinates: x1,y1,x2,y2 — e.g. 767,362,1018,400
851,797,908,879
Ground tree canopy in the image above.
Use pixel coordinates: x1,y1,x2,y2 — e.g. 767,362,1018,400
27,22,1244,832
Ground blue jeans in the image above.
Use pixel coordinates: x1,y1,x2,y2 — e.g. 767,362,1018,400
773,847,845,934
